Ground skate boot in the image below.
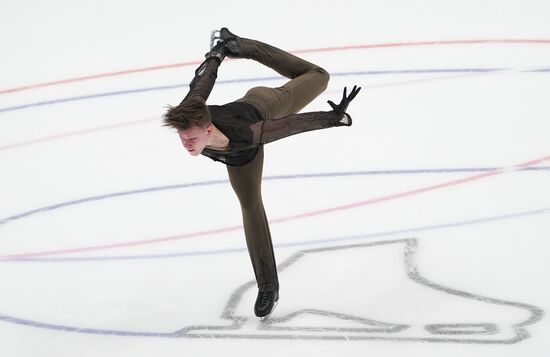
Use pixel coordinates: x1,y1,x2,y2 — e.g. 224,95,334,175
209,27,240,58
254,289,279,319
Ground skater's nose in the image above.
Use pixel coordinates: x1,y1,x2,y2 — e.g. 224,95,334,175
180,139,192,149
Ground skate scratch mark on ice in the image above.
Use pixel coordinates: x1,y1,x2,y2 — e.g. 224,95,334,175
0,239,543,341
1,39,549,95
1,155,549,259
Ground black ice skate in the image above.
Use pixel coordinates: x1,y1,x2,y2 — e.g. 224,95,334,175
254,289,279,320
209,27,241,58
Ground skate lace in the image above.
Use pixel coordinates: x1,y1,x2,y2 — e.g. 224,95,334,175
258,290,274,305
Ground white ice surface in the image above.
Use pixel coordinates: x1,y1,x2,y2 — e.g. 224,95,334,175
1,0,550,356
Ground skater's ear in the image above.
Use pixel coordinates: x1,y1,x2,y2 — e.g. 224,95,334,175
205,122,214,134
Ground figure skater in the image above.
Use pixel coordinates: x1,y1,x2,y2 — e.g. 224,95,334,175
163,28,361,318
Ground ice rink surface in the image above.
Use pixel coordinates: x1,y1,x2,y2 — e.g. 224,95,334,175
1,0,550,356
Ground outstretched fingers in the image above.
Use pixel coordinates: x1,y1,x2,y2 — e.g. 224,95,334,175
347,85,361,102
327,85,363,113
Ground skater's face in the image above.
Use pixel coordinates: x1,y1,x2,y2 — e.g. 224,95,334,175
178,124,212,156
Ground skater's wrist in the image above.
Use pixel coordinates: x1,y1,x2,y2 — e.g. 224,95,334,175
205,51,225,64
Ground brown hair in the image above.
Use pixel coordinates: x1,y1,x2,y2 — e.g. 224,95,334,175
163,95,211,130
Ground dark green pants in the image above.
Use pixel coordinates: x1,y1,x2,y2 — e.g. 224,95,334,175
227,39,329,291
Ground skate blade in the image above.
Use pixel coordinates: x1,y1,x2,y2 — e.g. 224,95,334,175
259,301,279,322
210,30,221,49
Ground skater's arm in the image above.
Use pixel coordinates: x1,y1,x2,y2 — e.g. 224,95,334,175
180,57,220,103
250,86,361,144
163,39,231,132
180,41,229,103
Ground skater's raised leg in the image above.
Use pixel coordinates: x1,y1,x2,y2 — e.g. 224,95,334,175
218,27,330,119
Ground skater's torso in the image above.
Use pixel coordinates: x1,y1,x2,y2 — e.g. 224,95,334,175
202,102,263,166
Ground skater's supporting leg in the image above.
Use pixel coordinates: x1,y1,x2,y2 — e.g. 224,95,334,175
226,147,278,292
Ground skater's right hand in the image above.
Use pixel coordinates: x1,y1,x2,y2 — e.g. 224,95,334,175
327,85,361,115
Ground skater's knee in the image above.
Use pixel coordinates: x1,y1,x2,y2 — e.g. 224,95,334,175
313,67,330,91
316,67,330,85
302,66,329,95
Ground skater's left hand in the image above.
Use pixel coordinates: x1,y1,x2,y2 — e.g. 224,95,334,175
328,85,361,114
205,40,227,63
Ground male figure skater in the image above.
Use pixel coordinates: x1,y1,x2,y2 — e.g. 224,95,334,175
163,28,360,318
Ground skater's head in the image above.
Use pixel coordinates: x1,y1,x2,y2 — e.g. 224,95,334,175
164,96,211,130
163,96,213,156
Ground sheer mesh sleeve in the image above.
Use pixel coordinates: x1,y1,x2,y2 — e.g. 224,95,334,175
249,110,352,144
180,58,220,103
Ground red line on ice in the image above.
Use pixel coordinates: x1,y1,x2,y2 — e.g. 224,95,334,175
2,39,549,95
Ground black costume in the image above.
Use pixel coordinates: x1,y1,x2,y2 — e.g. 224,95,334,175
172,28,359,317
202,102,263,166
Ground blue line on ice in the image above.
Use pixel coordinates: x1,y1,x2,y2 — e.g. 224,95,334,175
1,67,548,113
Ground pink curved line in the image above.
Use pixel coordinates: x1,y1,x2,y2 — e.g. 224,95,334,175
2,39,549,95
4,154,549,259
0,117,158,151
292,39,550,54
0,61,202,95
